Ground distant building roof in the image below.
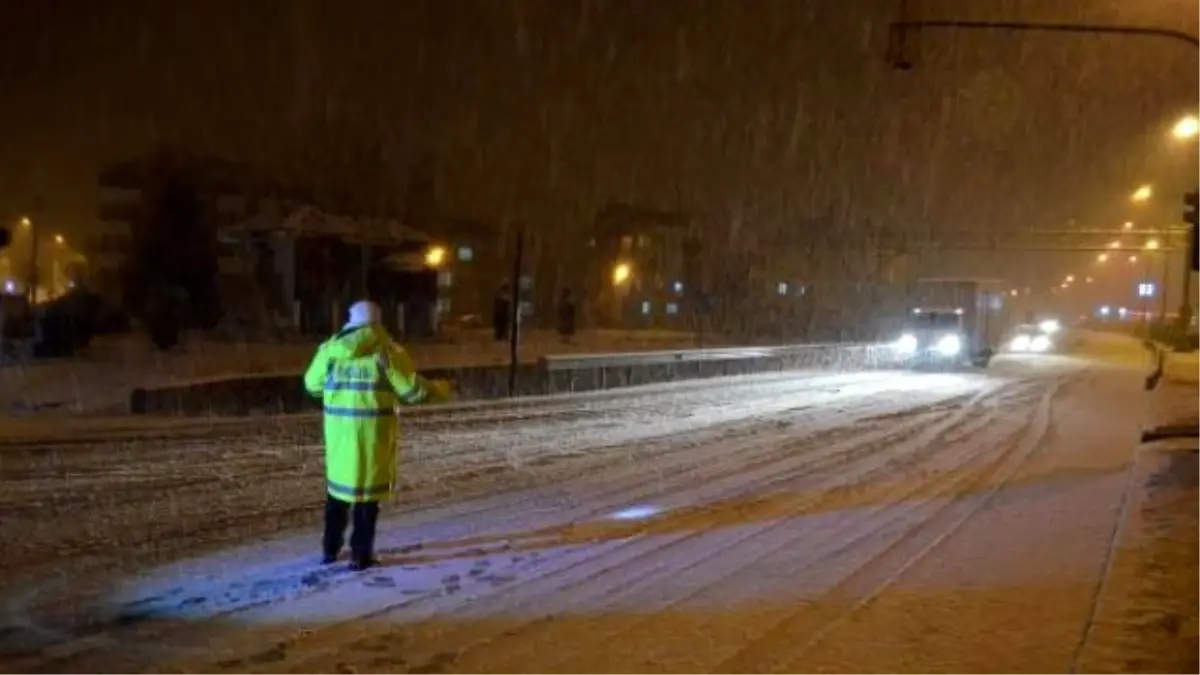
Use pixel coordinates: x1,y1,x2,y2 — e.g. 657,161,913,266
227,204,433,246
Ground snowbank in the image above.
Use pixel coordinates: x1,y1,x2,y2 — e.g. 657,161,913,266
0,329,700,415
1062,329,1155,370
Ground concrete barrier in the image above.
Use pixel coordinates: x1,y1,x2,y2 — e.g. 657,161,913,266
129,342,896,416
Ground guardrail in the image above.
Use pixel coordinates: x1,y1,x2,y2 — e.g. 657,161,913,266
130,341,896,416
535,342,894,397
537,342,880,370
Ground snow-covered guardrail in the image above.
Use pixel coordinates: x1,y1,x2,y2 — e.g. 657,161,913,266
534,342,897,398
537,342,880,371
130,341,897,416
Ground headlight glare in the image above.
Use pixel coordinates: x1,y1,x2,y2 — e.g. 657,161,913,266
935,334,962,356
895,333,918,354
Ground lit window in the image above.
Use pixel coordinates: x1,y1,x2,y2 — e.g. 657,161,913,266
666,302,679,315
437,271,453,288
436,298,452,315
641,301,652,315
672,281,684,293
777,282,789,295
457,246,474,262
519,275,533,290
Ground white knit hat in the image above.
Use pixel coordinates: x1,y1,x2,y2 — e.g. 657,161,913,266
344,300,382,329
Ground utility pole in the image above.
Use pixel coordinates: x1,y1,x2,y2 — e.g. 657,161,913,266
1185,222,1195,324
27,215,38,309
507,229,524,397
1181,190,1198,330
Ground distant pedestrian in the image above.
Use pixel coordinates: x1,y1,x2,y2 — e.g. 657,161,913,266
556,288,577,343
492,283,512,342
303,300,451,570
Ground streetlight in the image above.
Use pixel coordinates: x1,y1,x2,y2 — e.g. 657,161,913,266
19,217,30,228
1131,184,1153,202
612,262,632,285
1065,274,1075,283
1144,238,1160,250
1097,253,1109,263
53,234,64,245
1172,114,1199,140
423,245,446,267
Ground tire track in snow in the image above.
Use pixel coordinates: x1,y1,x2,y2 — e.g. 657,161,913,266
2,372,884,511
63,381,993,667
715,372,1068,673
58,389,964,667
8,374,941,578
201,415,951,673
350,372,1060,672
3,374,877,568
210,379,1041,673
2,372,974,667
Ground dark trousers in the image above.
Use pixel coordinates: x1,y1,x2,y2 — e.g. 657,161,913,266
323,495,380,561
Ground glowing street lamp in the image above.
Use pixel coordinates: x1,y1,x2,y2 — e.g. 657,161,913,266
19,217,31,228
1144,238,1160,250
423,245,447,267
612,262,632,285
1172,114,1199,140
1107,240,1121,250
1065,274,1075,283
1096,253,1109,263
1131,185,1153,203
53,234,64,245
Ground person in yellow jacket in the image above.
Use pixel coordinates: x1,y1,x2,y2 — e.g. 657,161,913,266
303,300,450,570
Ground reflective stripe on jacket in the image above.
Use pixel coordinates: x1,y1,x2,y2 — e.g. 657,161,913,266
302,324,430,503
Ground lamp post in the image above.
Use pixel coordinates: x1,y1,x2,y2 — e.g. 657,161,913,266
23,216,37,308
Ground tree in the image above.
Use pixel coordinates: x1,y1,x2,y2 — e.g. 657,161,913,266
120,148,223,349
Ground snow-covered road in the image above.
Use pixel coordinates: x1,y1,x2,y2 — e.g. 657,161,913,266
0,354,1183,672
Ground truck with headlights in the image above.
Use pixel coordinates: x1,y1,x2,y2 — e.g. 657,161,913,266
890,278,1007,369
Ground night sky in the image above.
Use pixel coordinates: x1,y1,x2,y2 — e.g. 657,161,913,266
0,0,1195,252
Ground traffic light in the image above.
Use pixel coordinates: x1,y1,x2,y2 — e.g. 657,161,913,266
1186,191,1198,271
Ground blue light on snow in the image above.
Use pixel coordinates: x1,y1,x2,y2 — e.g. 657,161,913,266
609,505,662,521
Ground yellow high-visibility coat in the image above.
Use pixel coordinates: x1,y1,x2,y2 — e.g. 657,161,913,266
302,324,440,503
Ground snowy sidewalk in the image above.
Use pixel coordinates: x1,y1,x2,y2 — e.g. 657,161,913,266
1075,395,1197,673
